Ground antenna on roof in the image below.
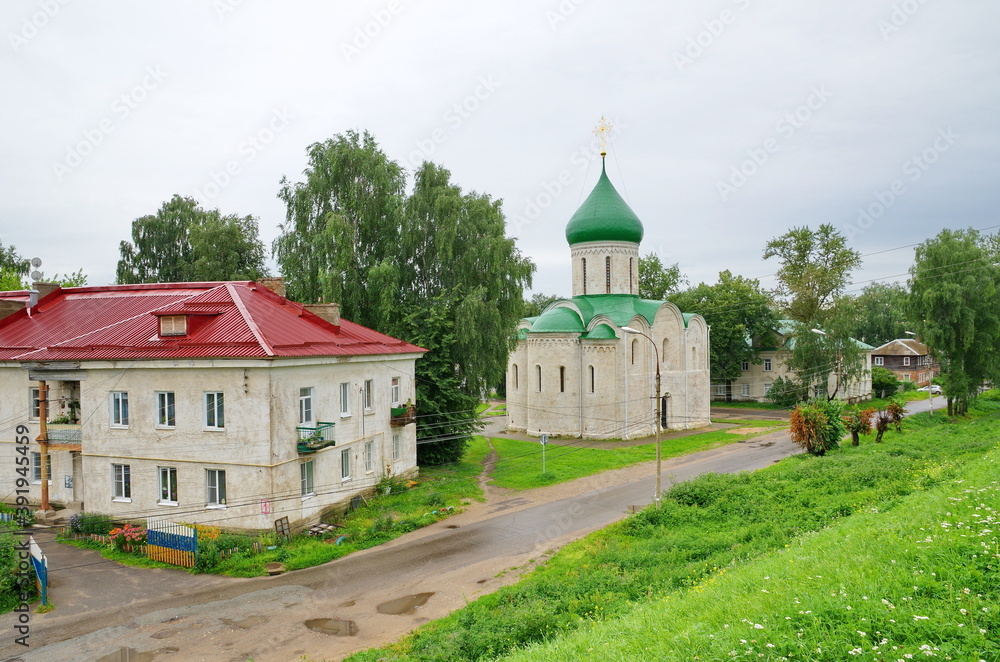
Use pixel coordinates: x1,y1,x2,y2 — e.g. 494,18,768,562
30,257,42,283
28,257,42,310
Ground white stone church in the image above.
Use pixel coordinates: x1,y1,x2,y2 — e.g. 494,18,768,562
506,157,711,439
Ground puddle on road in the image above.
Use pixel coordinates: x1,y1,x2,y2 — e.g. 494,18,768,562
96,648,157,662
151,629,175,639
220,615,269,629
305,618,359,636
376,592,435,615
339,599,356,607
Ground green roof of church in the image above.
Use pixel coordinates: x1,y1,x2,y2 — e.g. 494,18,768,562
526,295,693,337
565,159,644,245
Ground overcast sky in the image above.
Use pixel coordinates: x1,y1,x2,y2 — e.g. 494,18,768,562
2,0,998,299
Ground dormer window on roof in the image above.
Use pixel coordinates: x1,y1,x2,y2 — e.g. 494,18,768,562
159,315,187,337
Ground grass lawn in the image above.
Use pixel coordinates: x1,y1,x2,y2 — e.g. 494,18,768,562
711,401,790,410
484,424,784,491
346,401,1000,662
476,402,491,414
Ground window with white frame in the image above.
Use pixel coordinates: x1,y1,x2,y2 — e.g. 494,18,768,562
206,469,226,506
112,463,131,501
764,382,773,395
300,460,315,497
110,391,129,428
204,391,224,429
156,391,175,428
158,466,178,504
741,383,750,397
903,356,911,366
741,361,749,372
31,452,50,483
874,356,884,366
391,377,400,407
340,382,351,416
341,447,351,480
714,385,726,396
902,373,911,382
299,387,314,425
29,388,40,421
763,358,772,372
365,440,375,472
363,379,373,411
392,432,401,460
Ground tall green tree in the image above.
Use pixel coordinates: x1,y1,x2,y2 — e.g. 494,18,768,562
763,224,861,323
116,195,267,284
907,228,1000,415
836,282,911,347
274,132,535,464
522,292,562,318
786,313,868,401
670,270,778,399
638,254,685,300
0,240,29,290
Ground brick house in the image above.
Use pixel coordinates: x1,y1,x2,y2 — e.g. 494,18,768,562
870,338,938,386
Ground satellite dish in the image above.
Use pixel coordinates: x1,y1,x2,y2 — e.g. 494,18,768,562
30,271,42,281
30,257,42,268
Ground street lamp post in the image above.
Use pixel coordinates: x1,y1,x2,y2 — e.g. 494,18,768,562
622,326,662,508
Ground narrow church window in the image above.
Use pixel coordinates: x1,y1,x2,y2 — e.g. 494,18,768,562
605,256,611,294
513,364,518,389
589,365,595,393
629,257,634,294
536,365,542,392
559,366,566,393
662,338,669,370
582,258,587,295
632,338,639,365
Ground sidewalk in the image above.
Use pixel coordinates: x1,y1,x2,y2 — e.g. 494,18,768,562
481,414,742,448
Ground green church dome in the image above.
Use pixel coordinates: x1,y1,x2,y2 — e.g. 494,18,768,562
565,159,644,246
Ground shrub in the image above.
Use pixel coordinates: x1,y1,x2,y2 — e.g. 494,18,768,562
871,366,900,398
843,408,874,446
789,401,829,455
108,523,146,551
72,512,114,535
766,376,806,407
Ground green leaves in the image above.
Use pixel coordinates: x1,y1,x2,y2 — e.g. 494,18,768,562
637,253,685,300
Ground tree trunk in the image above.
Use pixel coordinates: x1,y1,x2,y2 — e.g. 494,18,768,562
875,429,885,443
851,431,859,446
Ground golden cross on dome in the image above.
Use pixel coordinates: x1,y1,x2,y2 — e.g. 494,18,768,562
593,116,614,157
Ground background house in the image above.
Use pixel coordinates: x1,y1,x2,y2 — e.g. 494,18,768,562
0,280,424,530
870,338,938,386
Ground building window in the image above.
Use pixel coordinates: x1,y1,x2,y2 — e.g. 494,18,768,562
110,391,129,428
629,257,634,294
903,356,911,366
341,448,351,480
31,452,50,483
559,366,566,393
363,379,373,411
902,373,911,382
340,382,351,416
392,432,401,460
29,388,40,421
582,258,587,295
159,315,187,336
874,356,884,366
536,365,542,392
365,440,375,472
741,361,749,372
763,359,772,372
764,382,773,395
206,469,226,506
156,392,175,428
632,338,639,365
662,339,670,370
159,466,178,504
204,392,224,429
605,256,611,294
299,387,314,425
714,385,726,396
391,377,400,407
589,365,595,393
741,383,750,397
112,463,131,501
513,364,518,390
300,460,315,497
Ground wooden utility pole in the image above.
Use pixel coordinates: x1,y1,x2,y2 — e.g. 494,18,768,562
37,380,51,512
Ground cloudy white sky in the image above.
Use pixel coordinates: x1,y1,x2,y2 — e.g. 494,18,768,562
2,0,998,299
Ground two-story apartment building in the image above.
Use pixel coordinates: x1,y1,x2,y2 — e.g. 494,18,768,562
0,281,424,530
870,338,938,386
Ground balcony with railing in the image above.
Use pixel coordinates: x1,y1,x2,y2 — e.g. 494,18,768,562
390,403,416,427
296,421,336,454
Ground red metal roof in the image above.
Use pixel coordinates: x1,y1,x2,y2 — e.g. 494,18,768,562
0,282,426,362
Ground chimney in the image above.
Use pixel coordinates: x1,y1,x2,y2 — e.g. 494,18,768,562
0,300,25,321
33,282,59,300
259,277,286,298
304,303,341,328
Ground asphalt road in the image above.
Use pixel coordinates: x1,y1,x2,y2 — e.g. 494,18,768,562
2,401,934,661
